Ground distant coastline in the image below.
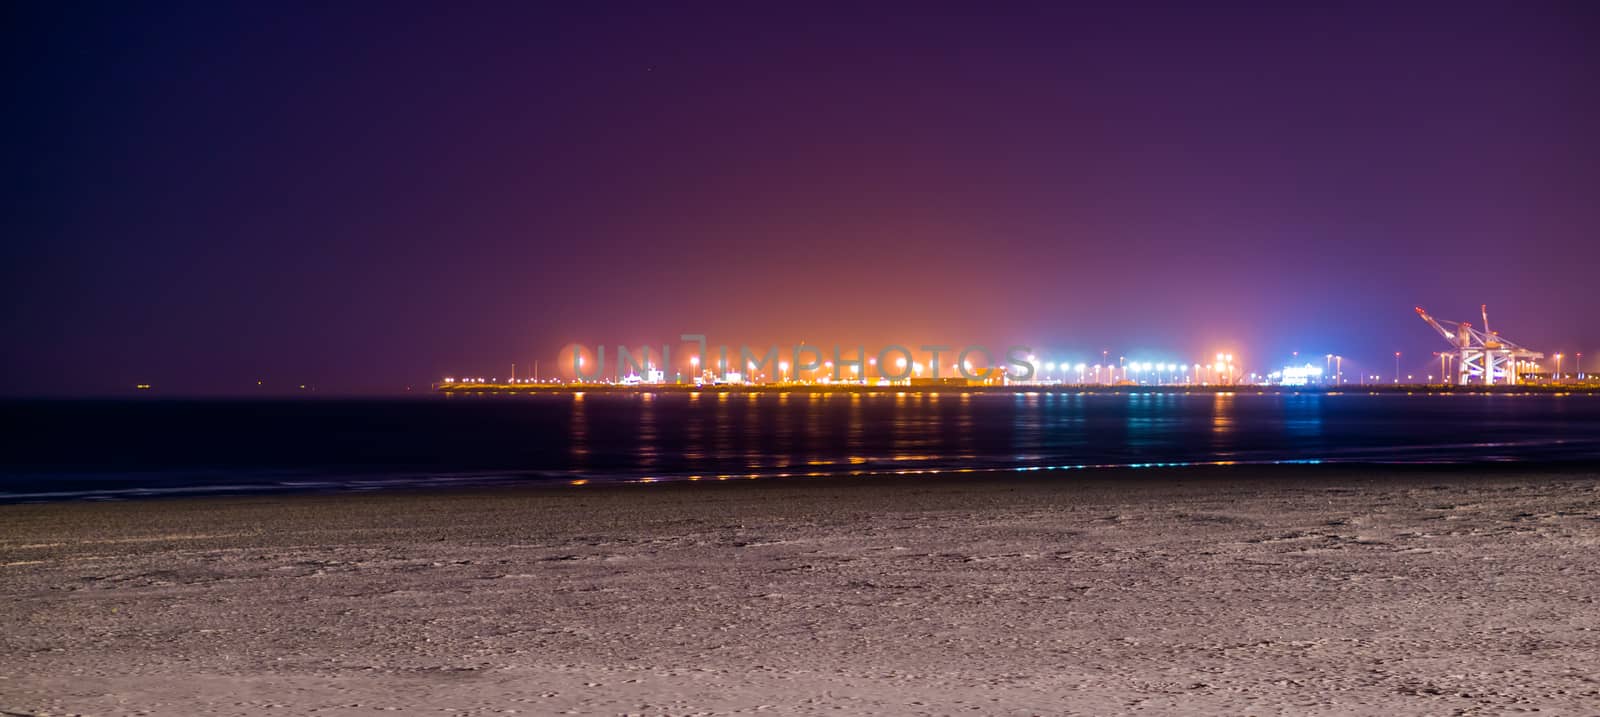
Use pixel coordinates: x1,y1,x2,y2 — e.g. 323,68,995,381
436,382,1600,397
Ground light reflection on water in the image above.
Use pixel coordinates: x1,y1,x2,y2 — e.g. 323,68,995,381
558,391,1598,482
1211,392,1236,456
4,392,1599,500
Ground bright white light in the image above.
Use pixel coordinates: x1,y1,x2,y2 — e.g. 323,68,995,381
1278,363,1324,386
1046,362,1057,371
1075,363,1086,372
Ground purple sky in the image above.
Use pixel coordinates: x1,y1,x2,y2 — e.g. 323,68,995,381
4,2,1597,394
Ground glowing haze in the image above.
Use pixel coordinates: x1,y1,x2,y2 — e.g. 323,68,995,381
4,3,1597,395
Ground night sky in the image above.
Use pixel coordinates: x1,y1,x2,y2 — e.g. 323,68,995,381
5,2,1597,394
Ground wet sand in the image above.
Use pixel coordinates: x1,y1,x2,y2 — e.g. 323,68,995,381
3,466,1599,715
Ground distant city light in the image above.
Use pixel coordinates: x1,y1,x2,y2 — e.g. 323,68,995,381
1272,363,1323,387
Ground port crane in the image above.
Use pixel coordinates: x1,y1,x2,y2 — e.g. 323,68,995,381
1415,305,1544,385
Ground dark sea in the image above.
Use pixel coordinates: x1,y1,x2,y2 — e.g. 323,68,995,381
4,391,1599,501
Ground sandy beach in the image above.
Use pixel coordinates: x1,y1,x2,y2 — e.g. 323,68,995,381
4,466,1599,715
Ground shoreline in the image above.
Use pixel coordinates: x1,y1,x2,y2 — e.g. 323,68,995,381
437,383,1600,396
11,383,1595,400
4,464,1599,714
5,459,1600,506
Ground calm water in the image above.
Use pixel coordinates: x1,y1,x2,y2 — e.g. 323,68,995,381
4,392,1599,500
